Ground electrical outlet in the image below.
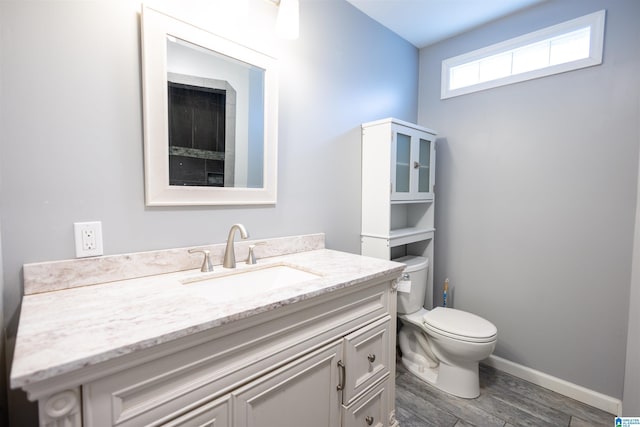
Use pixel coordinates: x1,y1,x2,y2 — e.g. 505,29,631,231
74,221,104,258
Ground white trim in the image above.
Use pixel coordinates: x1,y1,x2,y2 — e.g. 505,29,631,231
441,10,606,99
362,117,437,136
484,355,622,416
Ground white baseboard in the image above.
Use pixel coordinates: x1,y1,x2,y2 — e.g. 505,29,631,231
484,355,622,416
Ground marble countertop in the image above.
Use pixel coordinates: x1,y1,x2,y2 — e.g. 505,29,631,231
11,248,403,389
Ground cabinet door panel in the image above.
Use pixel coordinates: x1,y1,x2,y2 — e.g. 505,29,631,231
343,317,391,404
417,137,431,193
393,132,411,194
233,341,342,427
390,124,435,202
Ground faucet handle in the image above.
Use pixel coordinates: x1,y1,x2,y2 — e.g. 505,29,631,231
189,249,213,272
246,242,266,265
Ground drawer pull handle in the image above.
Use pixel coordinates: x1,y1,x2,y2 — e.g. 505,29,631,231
367,354,376,363
337,360,345,391
365,415,374,425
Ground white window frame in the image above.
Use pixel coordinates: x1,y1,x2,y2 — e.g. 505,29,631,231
441,10,606,99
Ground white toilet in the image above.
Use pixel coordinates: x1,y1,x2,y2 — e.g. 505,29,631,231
395,256,497,398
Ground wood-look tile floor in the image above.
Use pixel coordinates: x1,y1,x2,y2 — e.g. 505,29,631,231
395,363,615,427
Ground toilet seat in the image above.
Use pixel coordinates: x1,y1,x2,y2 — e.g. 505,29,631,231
423,307,497,343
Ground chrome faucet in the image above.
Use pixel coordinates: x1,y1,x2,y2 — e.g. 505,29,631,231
223,224,249,268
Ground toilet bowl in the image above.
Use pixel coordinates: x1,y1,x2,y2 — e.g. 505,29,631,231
395,256,497,399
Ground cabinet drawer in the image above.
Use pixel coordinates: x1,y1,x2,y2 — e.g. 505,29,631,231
161,395,231,427
342,376,390,427
343,316,391,404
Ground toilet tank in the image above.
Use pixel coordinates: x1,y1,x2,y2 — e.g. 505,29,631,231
394,256,428,314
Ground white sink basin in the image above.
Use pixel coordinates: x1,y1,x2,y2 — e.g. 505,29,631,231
181,264,322,300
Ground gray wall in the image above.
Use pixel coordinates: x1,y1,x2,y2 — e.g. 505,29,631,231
0,0,418,424
419,0,639,399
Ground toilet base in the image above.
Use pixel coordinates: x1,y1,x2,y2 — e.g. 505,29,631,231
397,309,495,399
400,355,438,385
401,356,481,399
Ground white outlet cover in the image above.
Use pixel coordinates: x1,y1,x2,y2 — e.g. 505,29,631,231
74,221,104,258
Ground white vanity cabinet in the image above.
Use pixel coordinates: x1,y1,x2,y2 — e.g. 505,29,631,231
361,118,437,307
211,316,392,427
26,276,399,427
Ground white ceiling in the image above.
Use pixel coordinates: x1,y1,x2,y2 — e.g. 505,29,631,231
345,0,548,48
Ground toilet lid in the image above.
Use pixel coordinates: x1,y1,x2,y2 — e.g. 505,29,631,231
422,307,497,342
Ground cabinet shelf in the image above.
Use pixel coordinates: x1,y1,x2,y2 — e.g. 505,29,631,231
390,195,433,204
389,227,435,245
362,227,434,248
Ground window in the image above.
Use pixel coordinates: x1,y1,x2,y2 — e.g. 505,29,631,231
441,10,606,99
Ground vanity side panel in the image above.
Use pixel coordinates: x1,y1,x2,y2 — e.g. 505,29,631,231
361,123,392,240
387,281,399,427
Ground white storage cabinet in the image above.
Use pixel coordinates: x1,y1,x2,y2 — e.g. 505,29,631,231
361,117,437,308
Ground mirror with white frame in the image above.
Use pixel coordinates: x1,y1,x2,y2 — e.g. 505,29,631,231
141,6,278,205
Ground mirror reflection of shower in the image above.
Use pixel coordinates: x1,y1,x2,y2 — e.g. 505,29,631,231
166,36,265,188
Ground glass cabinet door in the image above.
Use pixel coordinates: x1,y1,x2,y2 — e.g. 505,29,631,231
394,133,411,194
391,125,435,202
417,138,431,193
